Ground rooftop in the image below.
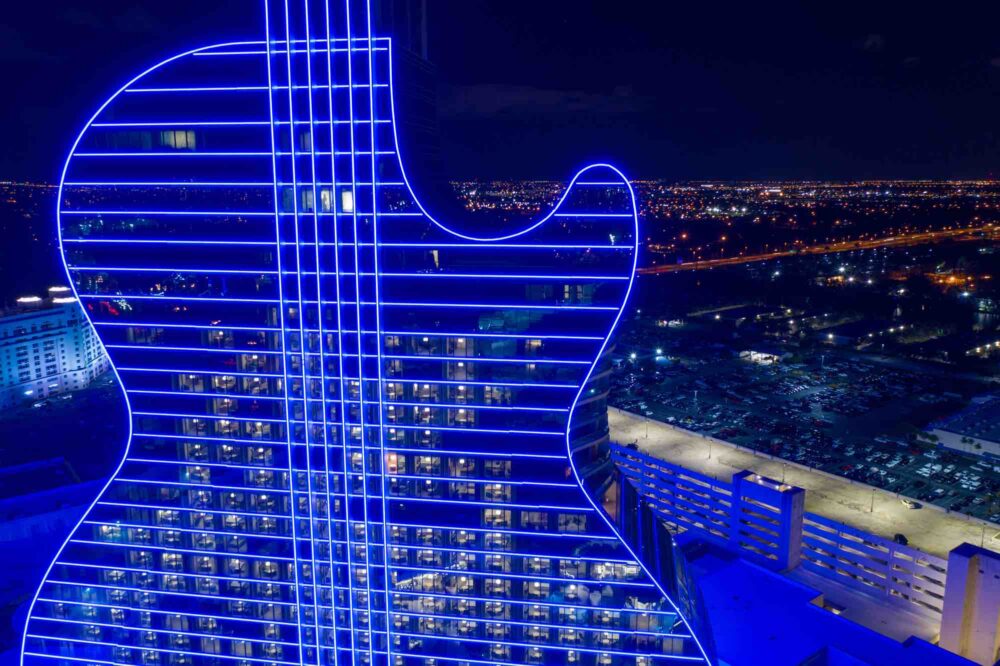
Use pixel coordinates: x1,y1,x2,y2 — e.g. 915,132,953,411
932,395,1000,444
610,408,1000,559
692,551,974,666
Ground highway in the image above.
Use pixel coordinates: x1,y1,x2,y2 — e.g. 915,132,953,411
640,224,997,274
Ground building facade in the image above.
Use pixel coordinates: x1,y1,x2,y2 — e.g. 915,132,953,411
22,2,711,665
0,289,108,408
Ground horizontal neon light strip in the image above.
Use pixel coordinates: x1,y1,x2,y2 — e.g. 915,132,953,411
552,212,633,218
91,120,269,127
32,616,301,647
126,84,387,93
117,367,284,378
78,293,278,303
73,151,272,157
75,292,615,311
24,635,300,665
42,578,294,606
68,265,278,274
64,181,274,187
33,597,297,626
62,210,274,217
383,447,563,460
376,272,628,281
96,321,282,332
56,560,297,590
68,538,295,562
385,631,702,660
63,179,402,187
125,389,564,413
82,518,292,541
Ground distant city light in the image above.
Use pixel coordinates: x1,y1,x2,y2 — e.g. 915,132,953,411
16,296,41,303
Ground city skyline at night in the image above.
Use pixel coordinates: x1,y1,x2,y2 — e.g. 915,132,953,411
2,3,1000,666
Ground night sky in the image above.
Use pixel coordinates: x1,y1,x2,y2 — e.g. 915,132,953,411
2,1,999,181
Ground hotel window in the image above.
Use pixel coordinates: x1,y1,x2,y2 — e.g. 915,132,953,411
98,524,122,541
182,442,209,462
520,511,547,531
484,531,511,551
483,385,512,406
451,529,475,548
484,578,509,598
484,459,510,478
162,553,183,572
484,509,510,528
158,530,182,547
414,456,440,475
525,557,550,575
526,625,548,643
187,465,211,483
449,457,475,477
558,513,587,533
483,483,510,503
525,580,549,599
447,336,469,357
510,604,537,624
484,554,508,572
484,601,507,618
559,628,583,645
160,130,196,149
560,559,587,579
450,407,472,426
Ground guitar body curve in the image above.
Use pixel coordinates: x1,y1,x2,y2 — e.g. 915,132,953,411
23,7,712,666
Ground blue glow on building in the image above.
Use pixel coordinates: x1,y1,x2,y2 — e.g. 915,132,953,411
21,1,713,664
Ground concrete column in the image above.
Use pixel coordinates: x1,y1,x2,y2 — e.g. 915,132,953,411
730,470,805,571
940,543,1000,666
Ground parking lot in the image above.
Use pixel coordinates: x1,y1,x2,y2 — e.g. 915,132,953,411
610,325,1000,523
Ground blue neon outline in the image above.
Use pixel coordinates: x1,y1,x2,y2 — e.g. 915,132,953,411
342,3,378,660
361,7,395,657
18,39,264,666
23,29,713,666
319,1,357,657
279,3,324,660
263,14,309,666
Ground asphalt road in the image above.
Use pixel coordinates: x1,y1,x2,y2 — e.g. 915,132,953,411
641,224,997,274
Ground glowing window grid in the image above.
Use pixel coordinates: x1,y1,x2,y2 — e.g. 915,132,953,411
21,2,712,665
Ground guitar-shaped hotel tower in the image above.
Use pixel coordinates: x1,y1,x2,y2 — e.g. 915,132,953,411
22,1,713,664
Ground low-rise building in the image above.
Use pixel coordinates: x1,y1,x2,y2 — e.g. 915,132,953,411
0,288,108,408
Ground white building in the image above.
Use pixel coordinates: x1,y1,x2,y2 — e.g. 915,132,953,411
0,287,108,408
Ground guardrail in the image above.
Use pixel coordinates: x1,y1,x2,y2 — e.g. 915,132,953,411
611,444,734,545
611,442,947,619
801,512,948,617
